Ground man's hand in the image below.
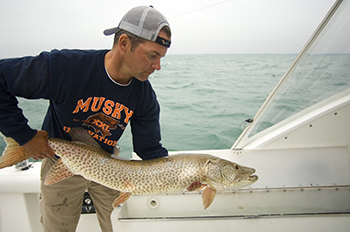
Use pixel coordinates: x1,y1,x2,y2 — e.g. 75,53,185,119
22,130,56,160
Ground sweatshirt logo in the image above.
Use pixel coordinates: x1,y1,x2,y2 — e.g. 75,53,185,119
83,113,119,138
72,97,134,138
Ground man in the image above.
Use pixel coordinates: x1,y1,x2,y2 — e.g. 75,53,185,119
0,5,170,232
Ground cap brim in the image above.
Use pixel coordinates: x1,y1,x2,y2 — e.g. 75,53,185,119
103,27,120,36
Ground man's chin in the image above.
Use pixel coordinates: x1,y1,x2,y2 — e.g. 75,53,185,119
135,74,151,82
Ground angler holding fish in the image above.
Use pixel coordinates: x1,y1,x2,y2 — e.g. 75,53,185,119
0,5,258,232
0,5,171,232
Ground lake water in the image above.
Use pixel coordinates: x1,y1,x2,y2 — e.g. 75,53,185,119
0,54,297,158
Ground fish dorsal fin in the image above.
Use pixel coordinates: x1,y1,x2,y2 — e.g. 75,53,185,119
44,158,75,185
113,144,121,157
110,145,129,161
69,127,100,148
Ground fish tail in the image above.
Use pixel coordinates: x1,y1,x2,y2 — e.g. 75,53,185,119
0,134,31,169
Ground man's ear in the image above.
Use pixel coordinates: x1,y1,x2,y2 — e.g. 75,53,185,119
118,34,131,53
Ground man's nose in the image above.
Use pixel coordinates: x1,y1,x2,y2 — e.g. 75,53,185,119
152,58,161,70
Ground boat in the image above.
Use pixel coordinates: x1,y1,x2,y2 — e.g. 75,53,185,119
1,0,350,231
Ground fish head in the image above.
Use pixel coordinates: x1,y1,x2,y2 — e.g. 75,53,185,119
206,157,258,190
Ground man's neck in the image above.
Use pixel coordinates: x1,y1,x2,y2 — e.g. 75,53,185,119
104,50,132,85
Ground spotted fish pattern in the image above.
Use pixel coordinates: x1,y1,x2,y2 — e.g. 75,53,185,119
1,128,258,209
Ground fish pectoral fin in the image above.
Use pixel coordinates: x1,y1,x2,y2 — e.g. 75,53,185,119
202,187,217,210
0,135,31,169
112,192,132,208
186,181,207,191
44,159,74,185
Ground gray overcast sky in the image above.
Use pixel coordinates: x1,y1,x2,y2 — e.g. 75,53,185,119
0,0,336,58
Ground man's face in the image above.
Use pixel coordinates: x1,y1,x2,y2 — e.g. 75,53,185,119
124,31,170,82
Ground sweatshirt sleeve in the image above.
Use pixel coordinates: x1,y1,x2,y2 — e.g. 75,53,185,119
130,85,168,160
0,52,51,145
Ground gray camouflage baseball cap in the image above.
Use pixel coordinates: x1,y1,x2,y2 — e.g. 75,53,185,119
103,6,171,48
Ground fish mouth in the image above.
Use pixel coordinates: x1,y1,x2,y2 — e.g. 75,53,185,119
248,174,258,182
247,168,258,182
227,173,258,190
233,171,258,184
239,166,258,183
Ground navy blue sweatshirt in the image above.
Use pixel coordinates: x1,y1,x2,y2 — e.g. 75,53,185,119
0,49,168,160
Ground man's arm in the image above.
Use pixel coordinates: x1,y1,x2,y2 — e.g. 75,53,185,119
0,53,55,158
131,97,168,160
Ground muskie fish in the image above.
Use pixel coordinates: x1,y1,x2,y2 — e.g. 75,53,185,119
0,128,258,209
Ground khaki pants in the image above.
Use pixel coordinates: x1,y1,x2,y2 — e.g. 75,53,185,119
40,157,120,232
